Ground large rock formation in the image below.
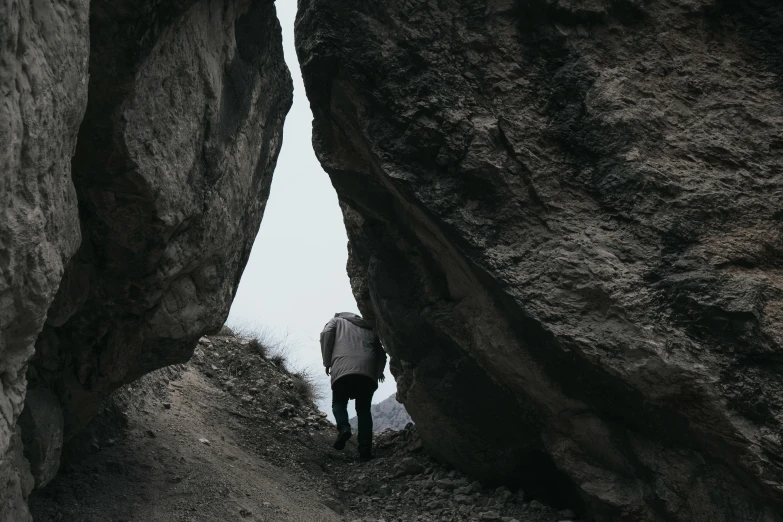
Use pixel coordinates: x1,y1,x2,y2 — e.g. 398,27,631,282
29,0,292,439
1,1,90,519
296,0,783,519
2,0,291,517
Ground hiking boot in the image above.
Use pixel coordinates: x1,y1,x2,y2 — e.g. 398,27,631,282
333,428,351,450
358,448,373,462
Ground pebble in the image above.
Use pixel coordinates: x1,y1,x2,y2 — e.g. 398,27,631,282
454,485,472,495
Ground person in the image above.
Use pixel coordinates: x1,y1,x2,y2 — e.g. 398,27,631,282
320,312,387,461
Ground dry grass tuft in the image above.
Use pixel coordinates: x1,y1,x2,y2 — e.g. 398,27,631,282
229,322,293,364
226,321,325,406
290,367,325,404
246,338,267,358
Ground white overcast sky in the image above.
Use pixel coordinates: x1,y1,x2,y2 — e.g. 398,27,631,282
227,2,398,413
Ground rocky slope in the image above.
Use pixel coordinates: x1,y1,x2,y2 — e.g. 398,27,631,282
296,0,783,520
30,332,577,522
1,0,291,518
351,392,413,432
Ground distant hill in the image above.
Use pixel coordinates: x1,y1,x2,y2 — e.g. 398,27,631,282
350,393,412,432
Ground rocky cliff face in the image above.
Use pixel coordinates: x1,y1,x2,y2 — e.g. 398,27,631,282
31,0,292,440
1,0,291,517
296,0,783,519
1,1,90,519
351,393,413,432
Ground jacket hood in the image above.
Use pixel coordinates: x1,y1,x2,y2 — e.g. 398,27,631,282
334,312,374,330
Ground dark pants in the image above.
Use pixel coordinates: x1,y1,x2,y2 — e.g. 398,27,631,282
332,374,377,453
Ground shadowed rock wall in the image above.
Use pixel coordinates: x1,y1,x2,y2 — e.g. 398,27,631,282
31,0,292,437
296,0,783,519
1,0,90,519
1,0,291,516
29,0,292,440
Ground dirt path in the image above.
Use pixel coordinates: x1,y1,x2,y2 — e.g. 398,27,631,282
30,368,342,522
29,335,575,522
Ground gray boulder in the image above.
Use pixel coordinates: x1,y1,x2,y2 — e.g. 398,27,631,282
0,0,291,514
296,0,783,519
0,0,90,518
32,0,292,439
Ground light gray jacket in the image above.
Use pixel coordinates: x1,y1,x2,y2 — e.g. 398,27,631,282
321,312,387,386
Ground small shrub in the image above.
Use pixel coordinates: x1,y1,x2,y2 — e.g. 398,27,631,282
290,368,325,404
247,338,268,359
269,353,287,370
267,341,291,371
229,322,277,344
228,322,291,362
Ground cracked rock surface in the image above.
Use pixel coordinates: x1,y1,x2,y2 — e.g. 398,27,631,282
29,0,292,439
1,0,90,519
296,0,783,519
2,0,291,516
32,0,292,440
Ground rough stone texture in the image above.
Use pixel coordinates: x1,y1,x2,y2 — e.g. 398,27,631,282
18,388,64,488
0,428,35,522
26,0,292,442
29,335,571,522
0,0,90,518
296,0,783,519
1,0,290,514
350,392,413,432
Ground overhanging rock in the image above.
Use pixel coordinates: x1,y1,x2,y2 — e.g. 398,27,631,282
1,0,292,515
296,0,783,519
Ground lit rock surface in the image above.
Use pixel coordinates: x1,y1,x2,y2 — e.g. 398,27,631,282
0,0,90,519
29,0,292,440
1,0,291,515
296,0,783,519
